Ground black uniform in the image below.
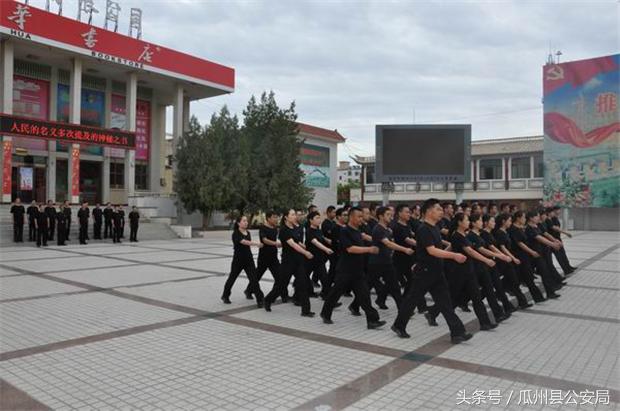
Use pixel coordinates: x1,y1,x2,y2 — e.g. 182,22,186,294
63,206,72,241
321,218,338,291
35,209,48,247
245,224,281,299
366,223,402,309
546,217,573,274
119,209,126,238
393,222,467,337
44,205,56,241
77,208,89,244
525,224,560,298
112,210,122,243
538,222,565,283
508,225,546,302
305,226,330,297
488,228,530,308
129,210,140,242
27,204,37,241
320,225,380,325
56,210,67,246
103,207,113,238
392,221,415,290
92,207,103,239
222,230,263,304
10,204,25,242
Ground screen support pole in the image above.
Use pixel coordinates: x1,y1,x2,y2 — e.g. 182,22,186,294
382,191,389,206
455,187,464,205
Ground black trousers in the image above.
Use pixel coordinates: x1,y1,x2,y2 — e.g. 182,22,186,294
394,267,466,337
13,220,24,242
112,225,122,243
515,255,545,301
553,246,573,275
431,268,491,327
488,266,515,313
79,222,88,244
544,247,565,282
265,258,310,313
321,267,379,323
351,263,402,310
222,256,264,303
130,224,138,241
474,264,506,318
305,258,330,298
120,222,125,238
47,219,55,241
94,219,102,239
28,219,36,241
325,253,339,291
104,219,112,238
496,260,529,307
531,255,558,296
65,220,71,241
245,256,280,297
393,254,413,289
36,226,48,247
57,225,66,246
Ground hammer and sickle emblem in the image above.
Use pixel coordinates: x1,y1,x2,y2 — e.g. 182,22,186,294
546,65,564,81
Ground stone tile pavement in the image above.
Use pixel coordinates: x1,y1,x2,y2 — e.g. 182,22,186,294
0,230,618,410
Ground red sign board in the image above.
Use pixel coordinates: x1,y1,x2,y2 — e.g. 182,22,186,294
2,140,12,196
71,146,80,197
0,114,136,149
0,0,234,90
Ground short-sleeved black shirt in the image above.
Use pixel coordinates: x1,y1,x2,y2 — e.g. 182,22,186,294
258,224,278,260
450,231,473,274
280,224,303,263
306,226,328,262
525,224,545,254
409,218,421,236
494,229,512,250
415,222,444,274
508,226,527,256
10,205,25,221
232,229,253,261
338,225,365,273
480,230,497,248
548,216,562,239
369,223,394,265
367,217,378,232
467,231,486,250
393,222,414,259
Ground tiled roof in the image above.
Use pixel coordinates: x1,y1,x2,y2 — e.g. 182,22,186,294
296,122,346,142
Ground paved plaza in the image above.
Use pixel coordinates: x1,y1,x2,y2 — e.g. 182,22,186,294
0,231,618,410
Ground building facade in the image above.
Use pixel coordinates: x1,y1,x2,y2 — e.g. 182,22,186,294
337,161,361,184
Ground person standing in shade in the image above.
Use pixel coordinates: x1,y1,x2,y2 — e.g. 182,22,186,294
56,205,67,246
245,211,282,301
320,207,386,330
77,202,89,245
35,204,48,247
119,206,126,238
103,202,113,239
112,205,123,243
27,200,38,242
221,215,264,307
264,209,314,316
392,198,472,344
92,203,103,240
44,200,56,241
63,200,72,241
10,198,25,243
129,206,140,242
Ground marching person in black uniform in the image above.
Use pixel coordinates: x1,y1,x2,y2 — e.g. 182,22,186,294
44,200,56,241
77,201,89,245
320,206,337,297
546,206,576,274
524,211,563,299
392,198,472,344
538,210,568,283
246,211,282,301
129,206,140,242
221,215,264,307
92,203,103,240
304,210,334,301
63,200,72,241
56,205,67,246
27,200,38,241
119,206,126,238
509,211,547,303
392,205,416,291
320,207,386,330
103,202,113,239
35,204,48,247
112,205,123,243
10,197,25,243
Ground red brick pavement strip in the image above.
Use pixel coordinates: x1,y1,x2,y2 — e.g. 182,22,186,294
0,379,51,411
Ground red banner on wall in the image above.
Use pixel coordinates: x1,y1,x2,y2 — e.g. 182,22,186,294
71,146,80,198
2,140,12,196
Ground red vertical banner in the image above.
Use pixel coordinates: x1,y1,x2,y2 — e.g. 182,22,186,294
135,100,151,160
71,146,80,198
2,140,12,196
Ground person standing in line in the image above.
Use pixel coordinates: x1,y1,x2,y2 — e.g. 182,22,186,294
92,203,103,240
63,200,72,241
320,207,386,330
129,206,140,242
35,204,48,247
264,209,314,316
112,205,123,243
77,201,89,245
27,200,38,242
392,198,472,344
44,200,56,241
119,206,126,238
221,215,264,307
56,204,67,246
10,197,25,243
103,202,113,239
245,211,282,301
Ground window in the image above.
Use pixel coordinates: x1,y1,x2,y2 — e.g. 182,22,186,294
110,161,124,188
479,159,503,180
366,165,375,184
511,157,530,179
533,155,544,178
135,163,148,190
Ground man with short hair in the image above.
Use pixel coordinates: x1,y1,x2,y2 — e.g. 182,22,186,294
27,200,38,241
10,198,25,243
92,203,103,240
77,201,90,245
103,202,113,239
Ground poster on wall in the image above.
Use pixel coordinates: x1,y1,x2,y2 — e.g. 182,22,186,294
56,85,104,155
71,146,80,198
12,75,48,151
300,143,330,188
2,140,12,196
19,167,33,191
109,94,150,160
543,54,620,208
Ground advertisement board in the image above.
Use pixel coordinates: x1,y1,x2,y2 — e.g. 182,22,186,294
300,143,330,188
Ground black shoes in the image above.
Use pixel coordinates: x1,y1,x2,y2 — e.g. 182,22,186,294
343,292,353,297
264,301,272,312
244,290,253,300
221,296,231,304
256,301,263,308
480,323,498,331
301,311,316,318
451,333,473,344
424,312,438,327
321,314,333,324
367,320,387,330
375,300,389,310
334,302,343,308
348,305,362,316
548,293,561,299
459,304,471,312
391,325,410,338
519,302,533,309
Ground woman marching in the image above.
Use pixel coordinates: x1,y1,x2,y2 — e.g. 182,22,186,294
221,215,265,307
264,209,315,317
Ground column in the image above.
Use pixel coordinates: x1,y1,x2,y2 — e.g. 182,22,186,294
1,40,14,203
47,67,58,201
171,85,184,195
102,79,112,203
148,98,165,193
67,58,82,204
124,72,137,203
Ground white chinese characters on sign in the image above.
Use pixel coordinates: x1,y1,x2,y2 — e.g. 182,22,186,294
138,45,153,63
81,28,98,48
8,4,32,31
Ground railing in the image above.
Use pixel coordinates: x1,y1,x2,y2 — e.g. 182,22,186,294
363,178,544,193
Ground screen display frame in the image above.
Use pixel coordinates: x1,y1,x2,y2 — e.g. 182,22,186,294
375,124,471,183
